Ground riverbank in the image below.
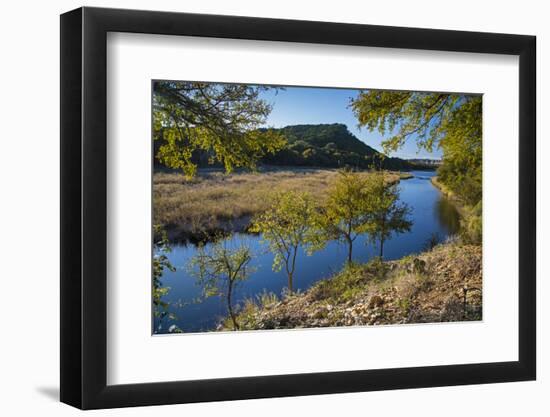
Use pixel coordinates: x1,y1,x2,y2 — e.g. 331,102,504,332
154,168,413,242
431,176,482,243
219,242,482,330
430,176,467,216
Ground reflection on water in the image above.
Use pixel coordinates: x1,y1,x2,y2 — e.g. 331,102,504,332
436,196,460,235
154,170,460,333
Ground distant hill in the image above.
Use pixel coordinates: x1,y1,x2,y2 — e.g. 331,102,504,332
261,123,413,170
154,123,422,171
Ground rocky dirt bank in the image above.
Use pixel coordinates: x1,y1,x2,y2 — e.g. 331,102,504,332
220,243,482,330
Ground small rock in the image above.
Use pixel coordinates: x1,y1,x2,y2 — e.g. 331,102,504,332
369,295,384,308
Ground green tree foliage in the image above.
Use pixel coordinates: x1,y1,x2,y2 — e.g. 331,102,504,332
461,201,483,244
189,238,253,330
153,225,177,327
365,173,412,258
275,124,379,155
321,170,372,264
153,81,286,177
351,92,482,205
261,124,413,170
250,191,324,293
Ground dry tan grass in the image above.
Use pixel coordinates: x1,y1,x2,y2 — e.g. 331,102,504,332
153,168,408,241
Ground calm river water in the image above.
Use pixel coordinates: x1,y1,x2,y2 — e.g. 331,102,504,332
154,170,459,333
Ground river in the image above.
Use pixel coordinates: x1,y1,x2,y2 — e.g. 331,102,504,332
153,170,460,334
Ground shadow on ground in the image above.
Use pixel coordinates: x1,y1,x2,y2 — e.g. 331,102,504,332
36,386,59,401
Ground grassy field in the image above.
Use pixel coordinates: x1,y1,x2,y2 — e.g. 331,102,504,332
220,242,482,330
154,168,412,242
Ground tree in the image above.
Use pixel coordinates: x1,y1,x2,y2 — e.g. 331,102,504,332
321,170,372,264
152,225,177,331
153,81,286,178
250,191,323,293
189,238,253,330
366,173,412,258
351,91,482,205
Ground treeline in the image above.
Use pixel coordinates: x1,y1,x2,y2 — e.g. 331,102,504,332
153,123,419,172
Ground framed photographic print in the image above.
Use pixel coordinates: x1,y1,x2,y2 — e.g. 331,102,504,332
60,6,536,409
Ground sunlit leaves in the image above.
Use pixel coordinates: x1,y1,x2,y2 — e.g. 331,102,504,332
320,170,412,261
153,82,287,178
250,191,324,292
364,172,412,257
189,238,254,329
351,91,482,205
190,240,253,297
320,170,372,263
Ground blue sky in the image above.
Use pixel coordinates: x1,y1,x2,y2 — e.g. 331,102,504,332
259,86,442,160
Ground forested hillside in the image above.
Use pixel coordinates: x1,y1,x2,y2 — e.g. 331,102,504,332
154,122,415,171
260,124,413,170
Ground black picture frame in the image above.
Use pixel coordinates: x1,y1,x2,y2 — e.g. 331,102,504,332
60,6,536,410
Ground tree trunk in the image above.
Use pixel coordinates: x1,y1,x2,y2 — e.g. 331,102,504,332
227,282,239,330
288,272,293,294
287,246,298,293
346,222,353,264
379,215,386,258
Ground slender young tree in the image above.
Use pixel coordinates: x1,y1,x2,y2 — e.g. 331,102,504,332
189,238,253,330
321,170,372,264
250,191,323,293
366,173,413,258
153,81,286,178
